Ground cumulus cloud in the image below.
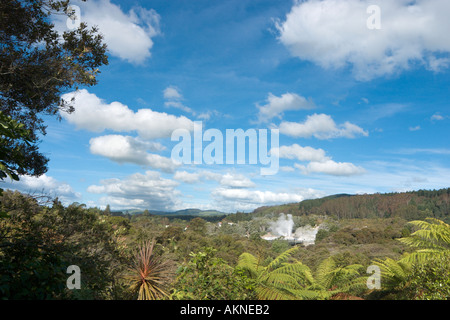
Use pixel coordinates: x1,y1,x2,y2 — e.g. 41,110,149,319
279,113,368,139
256,92,316,123
275,143,365,176
211,187,323,211
54,0,161,64
61,89,194,139
173,171,201,184
295,160,366,176
89,135,178,172
3,174,81,204
87,171,181,210
275,144,330,162
276,0,450,80
173,170,255,188
219,173,256,188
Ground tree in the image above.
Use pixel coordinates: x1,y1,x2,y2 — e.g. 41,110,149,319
172,247,255,300
103,204,111,216
0,0,108,177
0,111,33,196
0,190,126,299
189,217,207,233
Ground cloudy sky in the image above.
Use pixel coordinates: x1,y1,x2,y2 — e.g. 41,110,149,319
5,0,450,212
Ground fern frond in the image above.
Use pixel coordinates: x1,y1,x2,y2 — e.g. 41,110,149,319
400,218,450,249
266,246,299,271
237,252,260,278
256,285,298,300
400,249,450,265
289,288,327,300
270,261,314,286
373,257,411,289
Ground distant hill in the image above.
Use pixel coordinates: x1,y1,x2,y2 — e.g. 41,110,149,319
234,188,450,223
112,208,228,217
112,188,450,223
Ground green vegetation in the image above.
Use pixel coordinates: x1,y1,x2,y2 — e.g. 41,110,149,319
1,188,450,300
1,0,108,180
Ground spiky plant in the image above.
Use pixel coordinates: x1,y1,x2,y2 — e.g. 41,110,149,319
126,239,174,300
398,218,450,264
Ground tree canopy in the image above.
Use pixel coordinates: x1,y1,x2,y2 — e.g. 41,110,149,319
0,0,108,178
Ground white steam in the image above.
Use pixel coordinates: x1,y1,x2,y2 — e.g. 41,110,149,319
269,213,294,238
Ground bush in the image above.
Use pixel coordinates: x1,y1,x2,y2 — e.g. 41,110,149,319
406,254,450,300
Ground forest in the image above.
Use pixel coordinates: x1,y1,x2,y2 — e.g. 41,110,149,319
1,188,449,300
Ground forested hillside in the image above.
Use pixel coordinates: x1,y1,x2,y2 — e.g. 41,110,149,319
247,188,450,222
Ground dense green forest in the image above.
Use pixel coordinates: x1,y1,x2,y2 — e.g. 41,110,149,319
1,188,449,300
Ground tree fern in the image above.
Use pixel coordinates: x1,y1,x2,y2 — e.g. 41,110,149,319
373,256,412,291
237,247,365,300
398,218,450,264
237,252,260,278
266,246,299,271
237,246,310,300
314,257,366,297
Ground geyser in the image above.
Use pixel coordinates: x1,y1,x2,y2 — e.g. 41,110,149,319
269,213,294,238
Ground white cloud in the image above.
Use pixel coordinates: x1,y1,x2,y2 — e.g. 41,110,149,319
163,86,183,100
163,86,194,114
394,148,450,155
431,113,445,121
173,171,201,184
173,170,255,188
274,144,329,162
3,174,81,204
61,89,194,139
164,101,194,114
295,160,366,176
219,173,255,188
276,0,450,80
409,125,421,131
211,187,323,212
54,0,161,64
279,113,368,139
256,92,316,123
87,171,181,210
195,110,223,121
275,143,365,176
89,135,178,172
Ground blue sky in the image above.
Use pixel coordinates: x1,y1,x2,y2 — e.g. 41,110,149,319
5,0,450,212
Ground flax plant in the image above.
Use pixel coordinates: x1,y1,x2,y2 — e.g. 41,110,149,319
127,239,174,300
